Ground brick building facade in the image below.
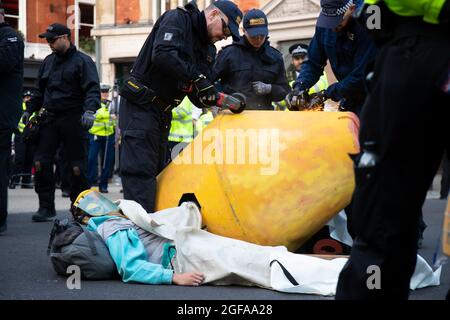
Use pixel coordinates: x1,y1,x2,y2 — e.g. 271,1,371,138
92,0,267,87
2,0,95,88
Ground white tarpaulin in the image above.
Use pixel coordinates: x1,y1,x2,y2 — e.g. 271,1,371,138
118,200,441,296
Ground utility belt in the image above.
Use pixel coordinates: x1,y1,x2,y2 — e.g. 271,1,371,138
44,107,82,118
120,77,177,113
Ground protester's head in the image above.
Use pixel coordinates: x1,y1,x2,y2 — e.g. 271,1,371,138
317,0,356,32
39,23,72,54
204,0,242,43
243,9,268,50
100,83,111,101
289,43,309,72
72,190,122,224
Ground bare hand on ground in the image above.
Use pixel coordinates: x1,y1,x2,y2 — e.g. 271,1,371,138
172,272,205,286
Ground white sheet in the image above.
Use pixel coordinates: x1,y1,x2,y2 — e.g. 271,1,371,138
118,200,441,296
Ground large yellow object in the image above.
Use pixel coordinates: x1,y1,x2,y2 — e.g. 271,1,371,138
156,111,360,251
443,199,450,257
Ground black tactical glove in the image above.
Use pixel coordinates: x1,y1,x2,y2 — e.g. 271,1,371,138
252,81,272,95
315,90,328,103
21,111,31,124
286,88,309,111
193,74,218,107
81,110,96,130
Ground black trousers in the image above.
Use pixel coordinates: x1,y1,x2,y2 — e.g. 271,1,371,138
0,129,13,227
54,144,71,192
33,113,90,208
336,24,450,300
119,99,172,213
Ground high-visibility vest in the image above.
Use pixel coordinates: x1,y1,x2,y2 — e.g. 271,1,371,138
195,110,214,136
89,101,115,137
17,102,27,133
308,73,329,95
169,97,195,143
273,72,329,111
365,0,445,24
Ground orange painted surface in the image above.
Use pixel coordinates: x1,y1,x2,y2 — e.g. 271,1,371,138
27,0,75,44
443,199,450,256
235,0,260,13
156,111,360,251
116,0,140,25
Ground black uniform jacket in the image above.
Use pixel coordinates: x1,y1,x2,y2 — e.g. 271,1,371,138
27,45,100,115
130,1,216,107
0,23,24,130
213,37,290,110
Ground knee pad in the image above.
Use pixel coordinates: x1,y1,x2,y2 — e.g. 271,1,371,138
34,161,42,172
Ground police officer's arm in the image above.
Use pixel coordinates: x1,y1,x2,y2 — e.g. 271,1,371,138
0,32,21,73
80,57,101,112
293,32,327,91
269,58,291,102
151,12,202,84
325,27,376,102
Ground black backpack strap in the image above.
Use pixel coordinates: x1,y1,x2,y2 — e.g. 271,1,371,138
270,260,299,286
47,219,60,256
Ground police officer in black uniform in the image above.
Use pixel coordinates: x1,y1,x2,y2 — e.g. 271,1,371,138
9,90,35,190
0,7,24,233
23,23,100,222
335,0,450,300
119,0,243,213
287,0,377,115
213,9,290,110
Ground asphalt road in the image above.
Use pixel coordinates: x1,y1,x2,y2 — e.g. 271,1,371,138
1,185,448,300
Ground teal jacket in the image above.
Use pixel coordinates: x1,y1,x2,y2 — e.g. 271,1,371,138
87,216,174,285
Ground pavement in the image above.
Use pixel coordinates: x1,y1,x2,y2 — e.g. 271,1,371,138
0,182,449,300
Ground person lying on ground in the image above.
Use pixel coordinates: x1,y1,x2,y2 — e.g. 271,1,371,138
71,190,440,295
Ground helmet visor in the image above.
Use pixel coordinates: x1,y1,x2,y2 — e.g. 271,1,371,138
75,190,120,217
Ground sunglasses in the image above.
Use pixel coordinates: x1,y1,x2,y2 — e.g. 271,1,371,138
46,35,65,44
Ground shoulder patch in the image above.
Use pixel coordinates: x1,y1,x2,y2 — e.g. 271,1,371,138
164,32,173,41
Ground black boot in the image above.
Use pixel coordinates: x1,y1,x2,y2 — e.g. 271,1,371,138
32,207,56,222
32,192,56,222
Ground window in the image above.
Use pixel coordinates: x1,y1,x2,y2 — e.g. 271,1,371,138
78,1,95,54
79,3,94,38
3,0,19,30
